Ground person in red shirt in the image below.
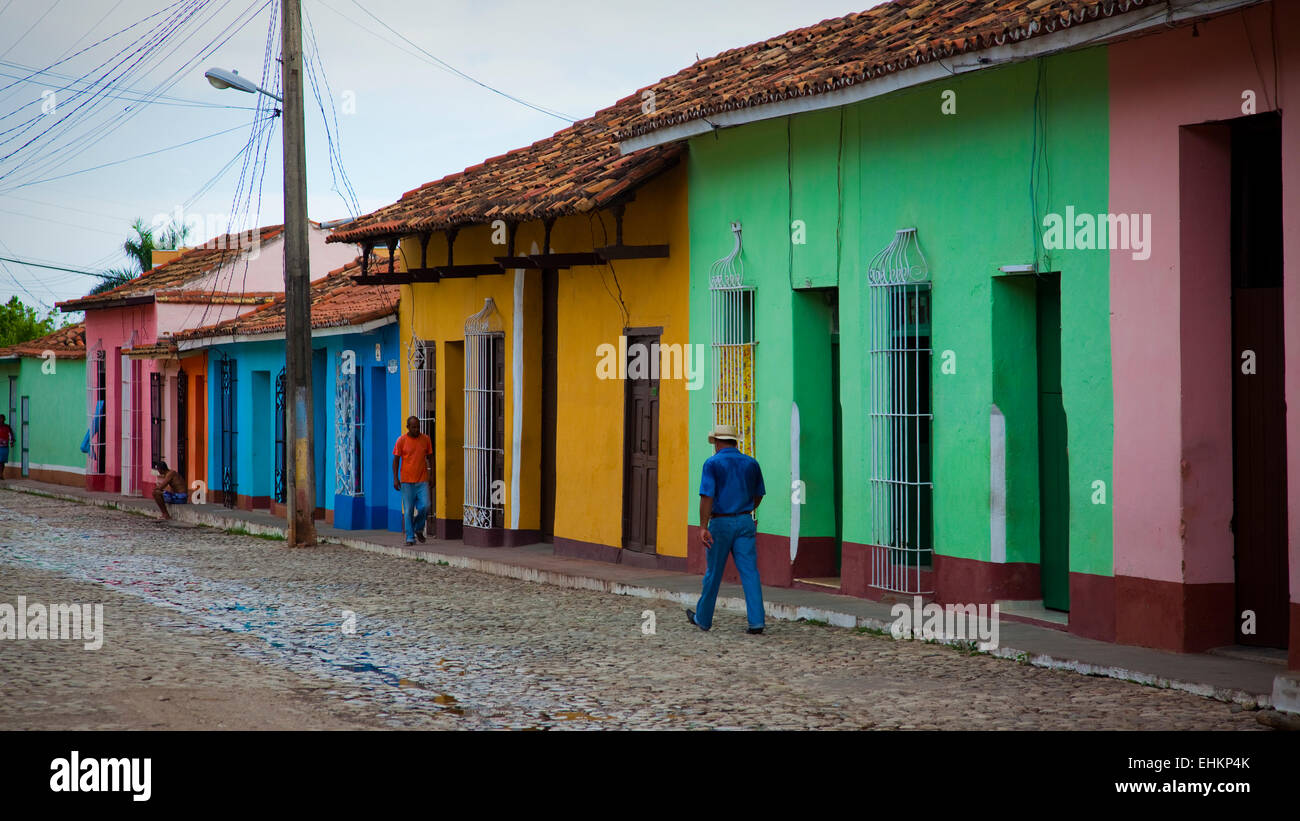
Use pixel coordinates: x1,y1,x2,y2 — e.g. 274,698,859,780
0,415,13,478
393,415,434,545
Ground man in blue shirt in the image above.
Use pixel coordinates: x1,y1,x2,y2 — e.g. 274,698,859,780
688,423,766,634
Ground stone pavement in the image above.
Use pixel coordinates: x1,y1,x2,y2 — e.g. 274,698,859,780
0,489,1267,730
0,478,1288,716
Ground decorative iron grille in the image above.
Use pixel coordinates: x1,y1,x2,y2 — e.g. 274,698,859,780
87,347,106,475
463,299,505,530
334,352,364,496
408,335,436,436
177,367,188,478
710,223,756,456
149,372,163,469
120,343,143,496
219,355,236,508
274,367,285,504
867,228,934,594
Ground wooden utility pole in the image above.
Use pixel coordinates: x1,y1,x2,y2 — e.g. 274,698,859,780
281,0,316,546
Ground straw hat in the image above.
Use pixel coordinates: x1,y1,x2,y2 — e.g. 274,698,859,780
708,424,740,444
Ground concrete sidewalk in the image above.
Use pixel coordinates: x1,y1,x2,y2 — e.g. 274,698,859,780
2,477,1292,712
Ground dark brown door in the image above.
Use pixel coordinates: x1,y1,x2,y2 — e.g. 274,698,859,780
1231,112,1288,649
622,332,659,553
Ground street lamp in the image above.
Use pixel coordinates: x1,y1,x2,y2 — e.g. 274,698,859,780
203,67,283,103
204,1,316,547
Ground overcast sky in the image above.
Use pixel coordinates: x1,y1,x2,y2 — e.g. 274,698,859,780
0,0,882,311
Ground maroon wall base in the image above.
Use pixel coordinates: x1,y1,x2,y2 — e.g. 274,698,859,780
934,554,1040,604
1068,572,1116,642
434,518,462,540
1115,575,1235,652
553,536,688,572
684,526,832,587
1291,603,1300,670
86,474,118,493
463,525,539,547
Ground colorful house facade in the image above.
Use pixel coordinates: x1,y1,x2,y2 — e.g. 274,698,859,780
56,224,355,499
329,103,690,565
162,257,402,529
0,323,87,485
615,0,1299,665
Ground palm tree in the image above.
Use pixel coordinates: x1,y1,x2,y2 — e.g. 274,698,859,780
87,267,138,296
122,218,155,271
156,219,192,250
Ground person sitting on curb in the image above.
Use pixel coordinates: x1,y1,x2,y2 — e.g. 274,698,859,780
151,460,188,520
687,423,767,635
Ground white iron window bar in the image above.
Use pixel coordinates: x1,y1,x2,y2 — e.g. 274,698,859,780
710,222,757,457
120,336,143,496
87,346,107,475
409,335,436,437
463,299,505,530
867,228,934,595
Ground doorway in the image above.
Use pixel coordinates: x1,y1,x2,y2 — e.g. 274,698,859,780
622,329,660,554
1230,112,1287,649
1036,274,1070,612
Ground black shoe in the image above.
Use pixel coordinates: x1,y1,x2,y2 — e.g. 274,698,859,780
747,626,764,635
686,609,704,630
415,531,426,543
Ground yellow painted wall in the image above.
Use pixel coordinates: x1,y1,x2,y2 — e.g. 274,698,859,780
397,161,689,556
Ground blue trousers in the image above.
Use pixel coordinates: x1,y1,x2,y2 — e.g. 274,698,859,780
400,482,430,541
695,514,765,630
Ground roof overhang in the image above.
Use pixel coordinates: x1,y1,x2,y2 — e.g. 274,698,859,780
57,294,155,313
175,313,397,351
618,0,1265,154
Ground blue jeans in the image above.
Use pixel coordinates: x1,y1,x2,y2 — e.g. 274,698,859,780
695,514,764,630
400,482,430,541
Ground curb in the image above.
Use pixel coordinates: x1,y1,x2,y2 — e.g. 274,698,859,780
1,482,1277,709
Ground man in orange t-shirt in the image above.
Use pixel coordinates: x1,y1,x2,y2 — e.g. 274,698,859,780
392,415,434,545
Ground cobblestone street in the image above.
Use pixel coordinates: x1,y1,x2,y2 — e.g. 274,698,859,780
0,490,1264,730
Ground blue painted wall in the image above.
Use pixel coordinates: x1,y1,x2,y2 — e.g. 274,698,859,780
204,321,402,531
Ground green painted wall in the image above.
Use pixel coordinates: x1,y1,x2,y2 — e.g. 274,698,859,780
2,356,87,473
688,48,1114,578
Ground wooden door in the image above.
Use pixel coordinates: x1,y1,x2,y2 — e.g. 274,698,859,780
622,332,660,553
1231,112,1287,648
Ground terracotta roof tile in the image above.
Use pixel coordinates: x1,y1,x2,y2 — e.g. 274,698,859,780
327,101,683,244
614,0,1163,141
170,257,399,343
57,225,285,312
0,322,86,359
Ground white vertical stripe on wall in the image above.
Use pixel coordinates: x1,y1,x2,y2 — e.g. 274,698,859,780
510,250,530,531
990,403,1007,564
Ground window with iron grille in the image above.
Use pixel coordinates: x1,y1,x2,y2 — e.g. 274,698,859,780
274,367,285,504
710,223,756,456
219,355,236,508
334,352,364,496
408,336,436,437
87,348,106,475
867,228,934,595
177,367,188,479
149,372,163,469
464,300,505,530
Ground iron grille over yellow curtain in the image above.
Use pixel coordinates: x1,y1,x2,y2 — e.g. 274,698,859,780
710,223,756,457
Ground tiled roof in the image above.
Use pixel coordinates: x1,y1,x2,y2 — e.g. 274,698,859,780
0,322,86,359
153,290,280,305
57,225,284,312
326,103,683,244
614,0,1164,141
170,257,399,344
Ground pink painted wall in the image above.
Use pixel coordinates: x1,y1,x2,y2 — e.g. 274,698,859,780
182,225,354,297
1110,2,1299,595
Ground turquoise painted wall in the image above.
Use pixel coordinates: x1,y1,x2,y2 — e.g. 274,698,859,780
1,356,87,475
688,49,1114,578
204,323,402,529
